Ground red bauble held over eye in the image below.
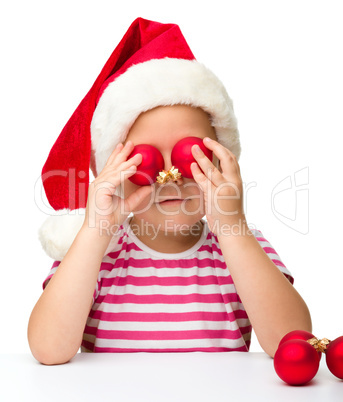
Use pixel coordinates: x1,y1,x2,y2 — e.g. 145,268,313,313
128,144,164,186
171,136,213,178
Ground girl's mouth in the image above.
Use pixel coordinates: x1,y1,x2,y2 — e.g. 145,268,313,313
158,199,185,204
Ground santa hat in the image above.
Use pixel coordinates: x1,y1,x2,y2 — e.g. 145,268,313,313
39,17,240,260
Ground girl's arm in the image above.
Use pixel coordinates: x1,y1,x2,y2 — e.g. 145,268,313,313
191,137,312,358
217,227,312,358
27,226,112,365
29,141,153,365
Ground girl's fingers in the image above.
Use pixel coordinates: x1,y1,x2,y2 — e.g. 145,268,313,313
202,137,240,179
190,162,214,195
101,165,137,188
191,144,226,187
98,146,143,192
123,185,154,214
224,145,241,177
120,153,142,170
105,149,142,178
105,142,124,166
106,140,136,168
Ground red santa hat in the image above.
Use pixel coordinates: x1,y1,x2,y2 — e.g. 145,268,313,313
39,17,241,260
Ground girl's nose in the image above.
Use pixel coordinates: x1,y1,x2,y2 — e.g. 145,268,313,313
159,153,184,185
162,152,173,172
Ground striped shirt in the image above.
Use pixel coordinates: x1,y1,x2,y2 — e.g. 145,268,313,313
43,217,293,353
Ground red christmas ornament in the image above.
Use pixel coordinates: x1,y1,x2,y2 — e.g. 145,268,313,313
274,339,320,385
171,136,213,178
279,330,316,345
128,144,164,186
325,336,343,379
279,330,322,361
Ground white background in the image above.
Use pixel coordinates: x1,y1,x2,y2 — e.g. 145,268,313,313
1,0,342,354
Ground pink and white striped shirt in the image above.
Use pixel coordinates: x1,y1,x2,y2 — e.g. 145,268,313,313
43,217,293,353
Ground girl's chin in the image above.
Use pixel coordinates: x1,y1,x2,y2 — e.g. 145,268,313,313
153,201,204,215
133,212,204,227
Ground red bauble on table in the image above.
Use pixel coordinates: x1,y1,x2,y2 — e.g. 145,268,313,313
279,330,316,345
278,330,322,361
128,144,164,186
325,336,343,379
274,339,320,385
171,136,213,178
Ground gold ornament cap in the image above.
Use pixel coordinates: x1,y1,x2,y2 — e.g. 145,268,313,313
156,166,182,184
307,337,331,353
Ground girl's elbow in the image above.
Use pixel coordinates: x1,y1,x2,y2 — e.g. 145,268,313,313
28,320,81,365
29,344,77,365
28,329,79,365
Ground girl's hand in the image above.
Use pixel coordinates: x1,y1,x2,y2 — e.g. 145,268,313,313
83,141,153,234
191,137,246,237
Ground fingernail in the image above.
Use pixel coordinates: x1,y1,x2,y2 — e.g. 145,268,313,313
204,137,212,142
193,144,202,154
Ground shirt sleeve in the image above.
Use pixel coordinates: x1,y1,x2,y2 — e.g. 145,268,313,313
42,260,100,304
42,260,61,290
251,229,294,285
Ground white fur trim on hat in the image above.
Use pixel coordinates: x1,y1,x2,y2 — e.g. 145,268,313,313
38,208,122,261
91,58,240,176
38,209,86,261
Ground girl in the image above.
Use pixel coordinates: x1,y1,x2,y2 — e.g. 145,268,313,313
28,18,312,365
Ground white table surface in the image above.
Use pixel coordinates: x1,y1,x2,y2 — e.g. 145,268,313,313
0,352,341,401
